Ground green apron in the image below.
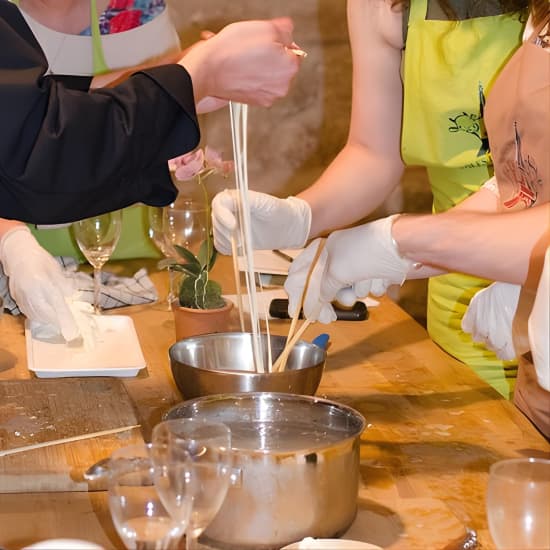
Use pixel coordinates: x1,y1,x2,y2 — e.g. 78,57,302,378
401,0,527,397
26,0,162,261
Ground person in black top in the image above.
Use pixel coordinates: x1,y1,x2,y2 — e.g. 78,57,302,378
0,0,301,224
0,0,302,340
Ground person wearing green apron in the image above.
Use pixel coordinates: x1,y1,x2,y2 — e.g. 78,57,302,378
211,0,528,398
15,0,181,261
399,0,527,397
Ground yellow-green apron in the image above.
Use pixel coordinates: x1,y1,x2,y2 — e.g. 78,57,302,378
19,0,178,260
401,0,527,397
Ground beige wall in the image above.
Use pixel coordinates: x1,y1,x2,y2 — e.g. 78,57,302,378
167,0,352,199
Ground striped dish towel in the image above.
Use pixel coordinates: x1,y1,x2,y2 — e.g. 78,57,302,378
0,257,158,315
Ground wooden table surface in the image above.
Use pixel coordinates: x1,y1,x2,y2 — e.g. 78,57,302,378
0,257,548,550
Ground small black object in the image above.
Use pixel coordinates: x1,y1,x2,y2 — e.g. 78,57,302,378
269,299,368,321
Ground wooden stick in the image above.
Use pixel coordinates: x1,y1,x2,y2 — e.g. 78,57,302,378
272,239,326,373
230,235,245,332
0,425,141,457
272,318,313,373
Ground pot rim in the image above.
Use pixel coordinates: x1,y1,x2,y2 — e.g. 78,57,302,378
164,391,367,454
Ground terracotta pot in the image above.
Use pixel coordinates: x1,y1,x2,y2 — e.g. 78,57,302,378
171,300,234,341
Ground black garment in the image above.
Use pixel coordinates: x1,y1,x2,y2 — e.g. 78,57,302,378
0,0,200,224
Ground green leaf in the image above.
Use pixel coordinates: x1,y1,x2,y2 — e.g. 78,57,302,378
171,263,202,278
207,247,218,272
197,239,211,269
174,244,200,267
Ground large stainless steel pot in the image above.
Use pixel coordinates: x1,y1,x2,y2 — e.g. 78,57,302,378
165,392,366,550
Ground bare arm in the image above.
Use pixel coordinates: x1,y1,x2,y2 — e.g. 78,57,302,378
393,187,550,284
299,0,405,237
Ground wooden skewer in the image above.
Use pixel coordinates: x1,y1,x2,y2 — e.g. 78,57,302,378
230,235,245,332
0,425,141,457
272,239,326,373
272,318,314,373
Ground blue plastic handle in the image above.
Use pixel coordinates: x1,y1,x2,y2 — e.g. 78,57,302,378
311,333,330,350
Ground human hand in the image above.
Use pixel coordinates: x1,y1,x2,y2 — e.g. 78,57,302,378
0,226,79,341
180,17,302,107
461,282,520,361
284,216,413,323
212,189,311,254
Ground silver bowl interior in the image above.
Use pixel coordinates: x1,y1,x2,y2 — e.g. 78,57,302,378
164,392,366,454
169,332,325,375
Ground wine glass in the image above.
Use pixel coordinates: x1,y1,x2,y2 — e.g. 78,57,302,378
72,210,122,313
152,418,233,550
108,443,191,550
162,203,208,259
486,457,550,549
147,206,177,308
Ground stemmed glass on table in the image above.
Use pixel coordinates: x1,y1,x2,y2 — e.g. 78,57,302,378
486,457,550,549
161,202,209,259
147,206,177,308
157,202,209,310
108,443,193,550
72,210,122,313
152,418,233,550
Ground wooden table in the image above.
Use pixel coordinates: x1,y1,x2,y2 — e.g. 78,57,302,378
0,257,548,550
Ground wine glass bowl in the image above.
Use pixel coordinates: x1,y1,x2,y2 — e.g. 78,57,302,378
162,203,208,259
108,444,187,550
72,210,122,313
152,418,233,550
486,457,550,549
147,206,172,258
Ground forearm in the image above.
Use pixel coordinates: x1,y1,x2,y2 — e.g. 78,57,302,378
300,142,404,238
301,0,405,239
393,204,550,284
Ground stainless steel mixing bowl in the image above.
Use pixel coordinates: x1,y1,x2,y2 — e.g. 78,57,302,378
165,392,366,549
169,332,326,399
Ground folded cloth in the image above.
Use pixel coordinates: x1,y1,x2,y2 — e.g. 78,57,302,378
0,257,158,316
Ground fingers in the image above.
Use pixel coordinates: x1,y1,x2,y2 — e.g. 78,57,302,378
55,302,81,342
212,190,239,255
195,96,229,115
285,239,320,318
200,30,216,40
335,287,357,308
270,17,295,46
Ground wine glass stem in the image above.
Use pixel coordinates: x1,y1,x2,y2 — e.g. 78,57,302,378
93,267,102,314
167,267,175,310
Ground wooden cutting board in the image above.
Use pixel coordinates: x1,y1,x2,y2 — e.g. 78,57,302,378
0,378,144,493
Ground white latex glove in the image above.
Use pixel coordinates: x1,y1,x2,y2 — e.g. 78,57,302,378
461,282,520,361
211,189,311,254
0,226,79,341
284,216,414,324
528,247,550,391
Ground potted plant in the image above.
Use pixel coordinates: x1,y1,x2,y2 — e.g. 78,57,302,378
161,147,234,340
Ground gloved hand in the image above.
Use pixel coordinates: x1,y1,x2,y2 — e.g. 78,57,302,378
461,282,521,361
284,215,414,323
528,247,549,391
0,226,79,341
211,189,311,254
